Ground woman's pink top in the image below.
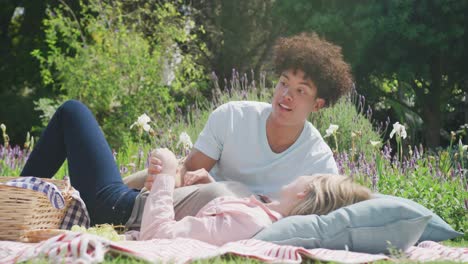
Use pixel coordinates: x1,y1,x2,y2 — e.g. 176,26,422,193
138,175,282,246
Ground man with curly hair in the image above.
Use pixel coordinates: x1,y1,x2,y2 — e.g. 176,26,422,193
124,32,353,228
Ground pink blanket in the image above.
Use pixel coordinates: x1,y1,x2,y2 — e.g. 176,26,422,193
1,232,467,263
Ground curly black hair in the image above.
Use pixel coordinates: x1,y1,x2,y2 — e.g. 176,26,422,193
274,33,353,106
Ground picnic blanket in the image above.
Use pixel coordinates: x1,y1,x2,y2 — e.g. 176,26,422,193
0,232,467,263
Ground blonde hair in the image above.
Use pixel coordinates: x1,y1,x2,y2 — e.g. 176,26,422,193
289,174,371,216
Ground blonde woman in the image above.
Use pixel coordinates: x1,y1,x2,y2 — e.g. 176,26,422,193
135,148,371,245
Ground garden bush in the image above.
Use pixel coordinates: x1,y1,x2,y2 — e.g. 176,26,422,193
31,0,207,148
310,92,384,159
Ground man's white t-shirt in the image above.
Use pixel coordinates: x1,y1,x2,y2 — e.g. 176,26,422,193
194,101,338,197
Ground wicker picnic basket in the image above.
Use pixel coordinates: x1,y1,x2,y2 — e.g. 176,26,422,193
0,176,73,242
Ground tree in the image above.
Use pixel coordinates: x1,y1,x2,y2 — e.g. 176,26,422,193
189,0,282,81
274,0,468,147
0,1,47,144
0,0,80,144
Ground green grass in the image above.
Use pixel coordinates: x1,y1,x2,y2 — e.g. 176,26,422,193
442,239,468,247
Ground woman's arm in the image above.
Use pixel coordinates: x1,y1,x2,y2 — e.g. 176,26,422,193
139,174,178,240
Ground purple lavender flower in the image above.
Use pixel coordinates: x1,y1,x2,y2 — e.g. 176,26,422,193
211,71,218,81
414,145,420,159
241,90,248,100
137,147,144,171
251,69,256,90
383,144,392,161
120,165,129,175
366,106,372,120
372,173,378,192
145,150,151,169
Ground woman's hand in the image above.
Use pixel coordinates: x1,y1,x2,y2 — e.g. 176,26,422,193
145,148,178,190
153,148,178,175
182,168,215,186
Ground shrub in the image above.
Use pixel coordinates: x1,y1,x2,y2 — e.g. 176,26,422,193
31,0,207,148
336,143,468,240
309,92,383,159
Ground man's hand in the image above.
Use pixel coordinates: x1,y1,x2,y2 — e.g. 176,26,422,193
145,148,178,190
144,157,160,190
178,148,217,187
182,168,215,186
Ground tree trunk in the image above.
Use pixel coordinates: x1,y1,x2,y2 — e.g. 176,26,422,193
422,102,442,148
423,55,443,148
465,91,468,124
464,90,468,144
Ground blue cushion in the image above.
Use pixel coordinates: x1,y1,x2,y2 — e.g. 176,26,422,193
254,198,432,254
373,193,463,242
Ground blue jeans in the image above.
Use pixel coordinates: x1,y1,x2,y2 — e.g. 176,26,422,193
21,100,138,225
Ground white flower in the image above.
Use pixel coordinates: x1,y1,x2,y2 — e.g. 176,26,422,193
389,122,407,139
323,124,339,138
130,113,151,132
460,139,468,151
370,140,381,147
177,131,193,149
0,123,5,132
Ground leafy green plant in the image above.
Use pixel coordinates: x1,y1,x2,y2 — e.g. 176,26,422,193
369,147,468,239
31,0,207,148
310,94,383,159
